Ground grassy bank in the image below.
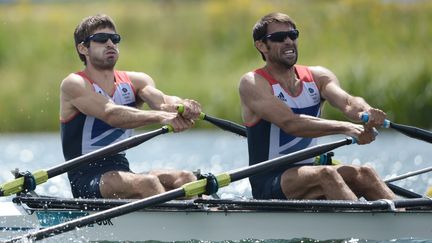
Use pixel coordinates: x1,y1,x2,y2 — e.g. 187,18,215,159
0,0,431,132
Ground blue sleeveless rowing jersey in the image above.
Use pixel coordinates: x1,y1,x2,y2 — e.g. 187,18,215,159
61,70,136,161
246,65,322,195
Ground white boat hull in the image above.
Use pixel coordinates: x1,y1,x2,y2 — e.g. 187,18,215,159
1,198,432,242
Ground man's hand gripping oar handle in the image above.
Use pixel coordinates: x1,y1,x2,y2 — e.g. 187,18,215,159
177,104,247,137
361,113,390,128
361,112,432,143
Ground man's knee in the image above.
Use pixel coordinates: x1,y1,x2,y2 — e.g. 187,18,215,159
358,165,379,178
318,166,341,181
174,170,196,187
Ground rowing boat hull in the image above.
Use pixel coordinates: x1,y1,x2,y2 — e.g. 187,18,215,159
1,199,432,242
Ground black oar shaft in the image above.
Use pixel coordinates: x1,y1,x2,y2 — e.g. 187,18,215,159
202,114,246,137
0,127,170,197
177,105,246,137
386,183,423,198
14,188,185,242
390,122,432,144
361,112,432,144
230,138,354,182
47,127,169,178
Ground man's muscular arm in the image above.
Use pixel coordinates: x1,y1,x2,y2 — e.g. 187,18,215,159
238,71,376,144
60,73,178,129
311,66,386,128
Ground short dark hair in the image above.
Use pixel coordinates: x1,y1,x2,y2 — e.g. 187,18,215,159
74,14,117,65
252,12,297,61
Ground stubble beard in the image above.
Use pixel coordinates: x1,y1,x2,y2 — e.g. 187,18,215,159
90,56,117,70
267,45,298,69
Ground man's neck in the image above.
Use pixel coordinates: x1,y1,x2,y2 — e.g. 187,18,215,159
264,64,296,83
84,65,116,86
264,64,300,96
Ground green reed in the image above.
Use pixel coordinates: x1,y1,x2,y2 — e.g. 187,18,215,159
0,0,431,132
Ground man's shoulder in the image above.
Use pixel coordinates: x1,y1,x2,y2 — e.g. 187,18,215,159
239,70,271,94
60,72,89,93
63,72,85,83
241,68,268,81
305,65,332,75
123,71,155,89
240,71,255,80
123,71,152,80
239,71,263,89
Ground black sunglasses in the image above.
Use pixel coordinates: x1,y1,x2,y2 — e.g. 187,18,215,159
82,33,121,44
262,29,299,42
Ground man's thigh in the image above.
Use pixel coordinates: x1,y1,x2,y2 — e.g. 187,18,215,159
280,166,328,199
100,171,163,198
148,169,195,190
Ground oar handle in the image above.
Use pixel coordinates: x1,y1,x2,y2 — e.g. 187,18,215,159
361,113,390,128
177,104,205,120
163,124,174,132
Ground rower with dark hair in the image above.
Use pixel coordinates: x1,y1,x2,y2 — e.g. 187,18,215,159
61,14,202,199
239,12,396,201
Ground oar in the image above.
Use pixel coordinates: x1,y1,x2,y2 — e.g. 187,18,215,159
7,137,356,242
0,126,173,197
189,110,420,198
193,110,422,197
385,166,432,183
177,105,246,137
361,113,432,144
385,183,423,198
385,167,432,198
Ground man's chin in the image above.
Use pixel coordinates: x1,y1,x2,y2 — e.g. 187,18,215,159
283,62,296,69
97,61,117,70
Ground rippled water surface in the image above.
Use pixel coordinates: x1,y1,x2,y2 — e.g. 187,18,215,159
1,130,431,242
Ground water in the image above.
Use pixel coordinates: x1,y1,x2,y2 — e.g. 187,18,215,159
0,130,432,242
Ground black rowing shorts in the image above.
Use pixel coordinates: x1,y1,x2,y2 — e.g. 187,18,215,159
67,154,131,198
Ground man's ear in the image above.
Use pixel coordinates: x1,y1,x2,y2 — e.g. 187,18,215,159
77,43,88,55
255,40,268,54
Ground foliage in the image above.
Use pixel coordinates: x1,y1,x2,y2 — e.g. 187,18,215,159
0,0,431,132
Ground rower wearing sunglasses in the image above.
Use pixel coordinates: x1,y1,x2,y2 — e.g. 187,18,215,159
60,14,202,199
239,12,396,201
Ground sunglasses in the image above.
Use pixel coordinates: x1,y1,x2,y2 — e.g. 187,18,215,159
82,33,121,44
262,29,299,42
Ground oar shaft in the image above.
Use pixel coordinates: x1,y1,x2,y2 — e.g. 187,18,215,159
385,166,432,183
385,183,423,198
177,104,247,137
201,113,246,137
0,126,171,197
183,137,355,197
10,188,185,242
47,127,169,178
389,122,432,144
361,113,432,144
229,137,354,182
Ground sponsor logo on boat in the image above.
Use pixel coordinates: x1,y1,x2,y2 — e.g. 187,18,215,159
36,211,114,227
36,211,89,227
